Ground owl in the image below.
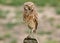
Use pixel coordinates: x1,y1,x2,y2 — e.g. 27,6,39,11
23,2,38,34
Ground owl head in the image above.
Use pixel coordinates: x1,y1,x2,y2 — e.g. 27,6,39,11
24,2,36,13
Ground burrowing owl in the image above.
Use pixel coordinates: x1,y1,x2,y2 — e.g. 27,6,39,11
23,2,38,34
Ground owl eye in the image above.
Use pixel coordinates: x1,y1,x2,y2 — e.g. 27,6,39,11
24,6,28,11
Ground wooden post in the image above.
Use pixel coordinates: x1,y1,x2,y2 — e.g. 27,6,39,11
23,35,38,43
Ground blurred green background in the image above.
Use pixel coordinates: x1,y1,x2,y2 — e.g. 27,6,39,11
0,0,60,43
0,0,60,6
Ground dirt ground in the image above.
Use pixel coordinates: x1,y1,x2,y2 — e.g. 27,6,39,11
0,5,60,43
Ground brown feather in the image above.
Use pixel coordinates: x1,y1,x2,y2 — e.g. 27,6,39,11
23,2,38,33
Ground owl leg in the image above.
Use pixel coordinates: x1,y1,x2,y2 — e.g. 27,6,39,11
29,29,32,35
32,28,36,33
31,28,36,37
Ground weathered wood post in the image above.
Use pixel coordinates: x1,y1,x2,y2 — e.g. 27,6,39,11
23,35,38,43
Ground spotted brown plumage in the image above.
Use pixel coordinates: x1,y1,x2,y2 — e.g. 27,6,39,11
23,2,38,33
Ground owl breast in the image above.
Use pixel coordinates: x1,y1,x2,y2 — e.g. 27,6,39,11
25,14,37,30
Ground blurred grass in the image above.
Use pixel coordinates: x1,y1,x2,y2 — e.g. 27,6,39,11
15,10,24,25
48,17,55,26
38,31,52,35
0,10,9,19
0,33,11,40
48,0,58,6
56,7,60,15
56,24,60,29
0,0,60,7
0,0,60,14
45,40,58,43
48,17,55,22
15,10,22,19
6,22,17,29
0,35,4,40
10,38,17,43
4,33,11,38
